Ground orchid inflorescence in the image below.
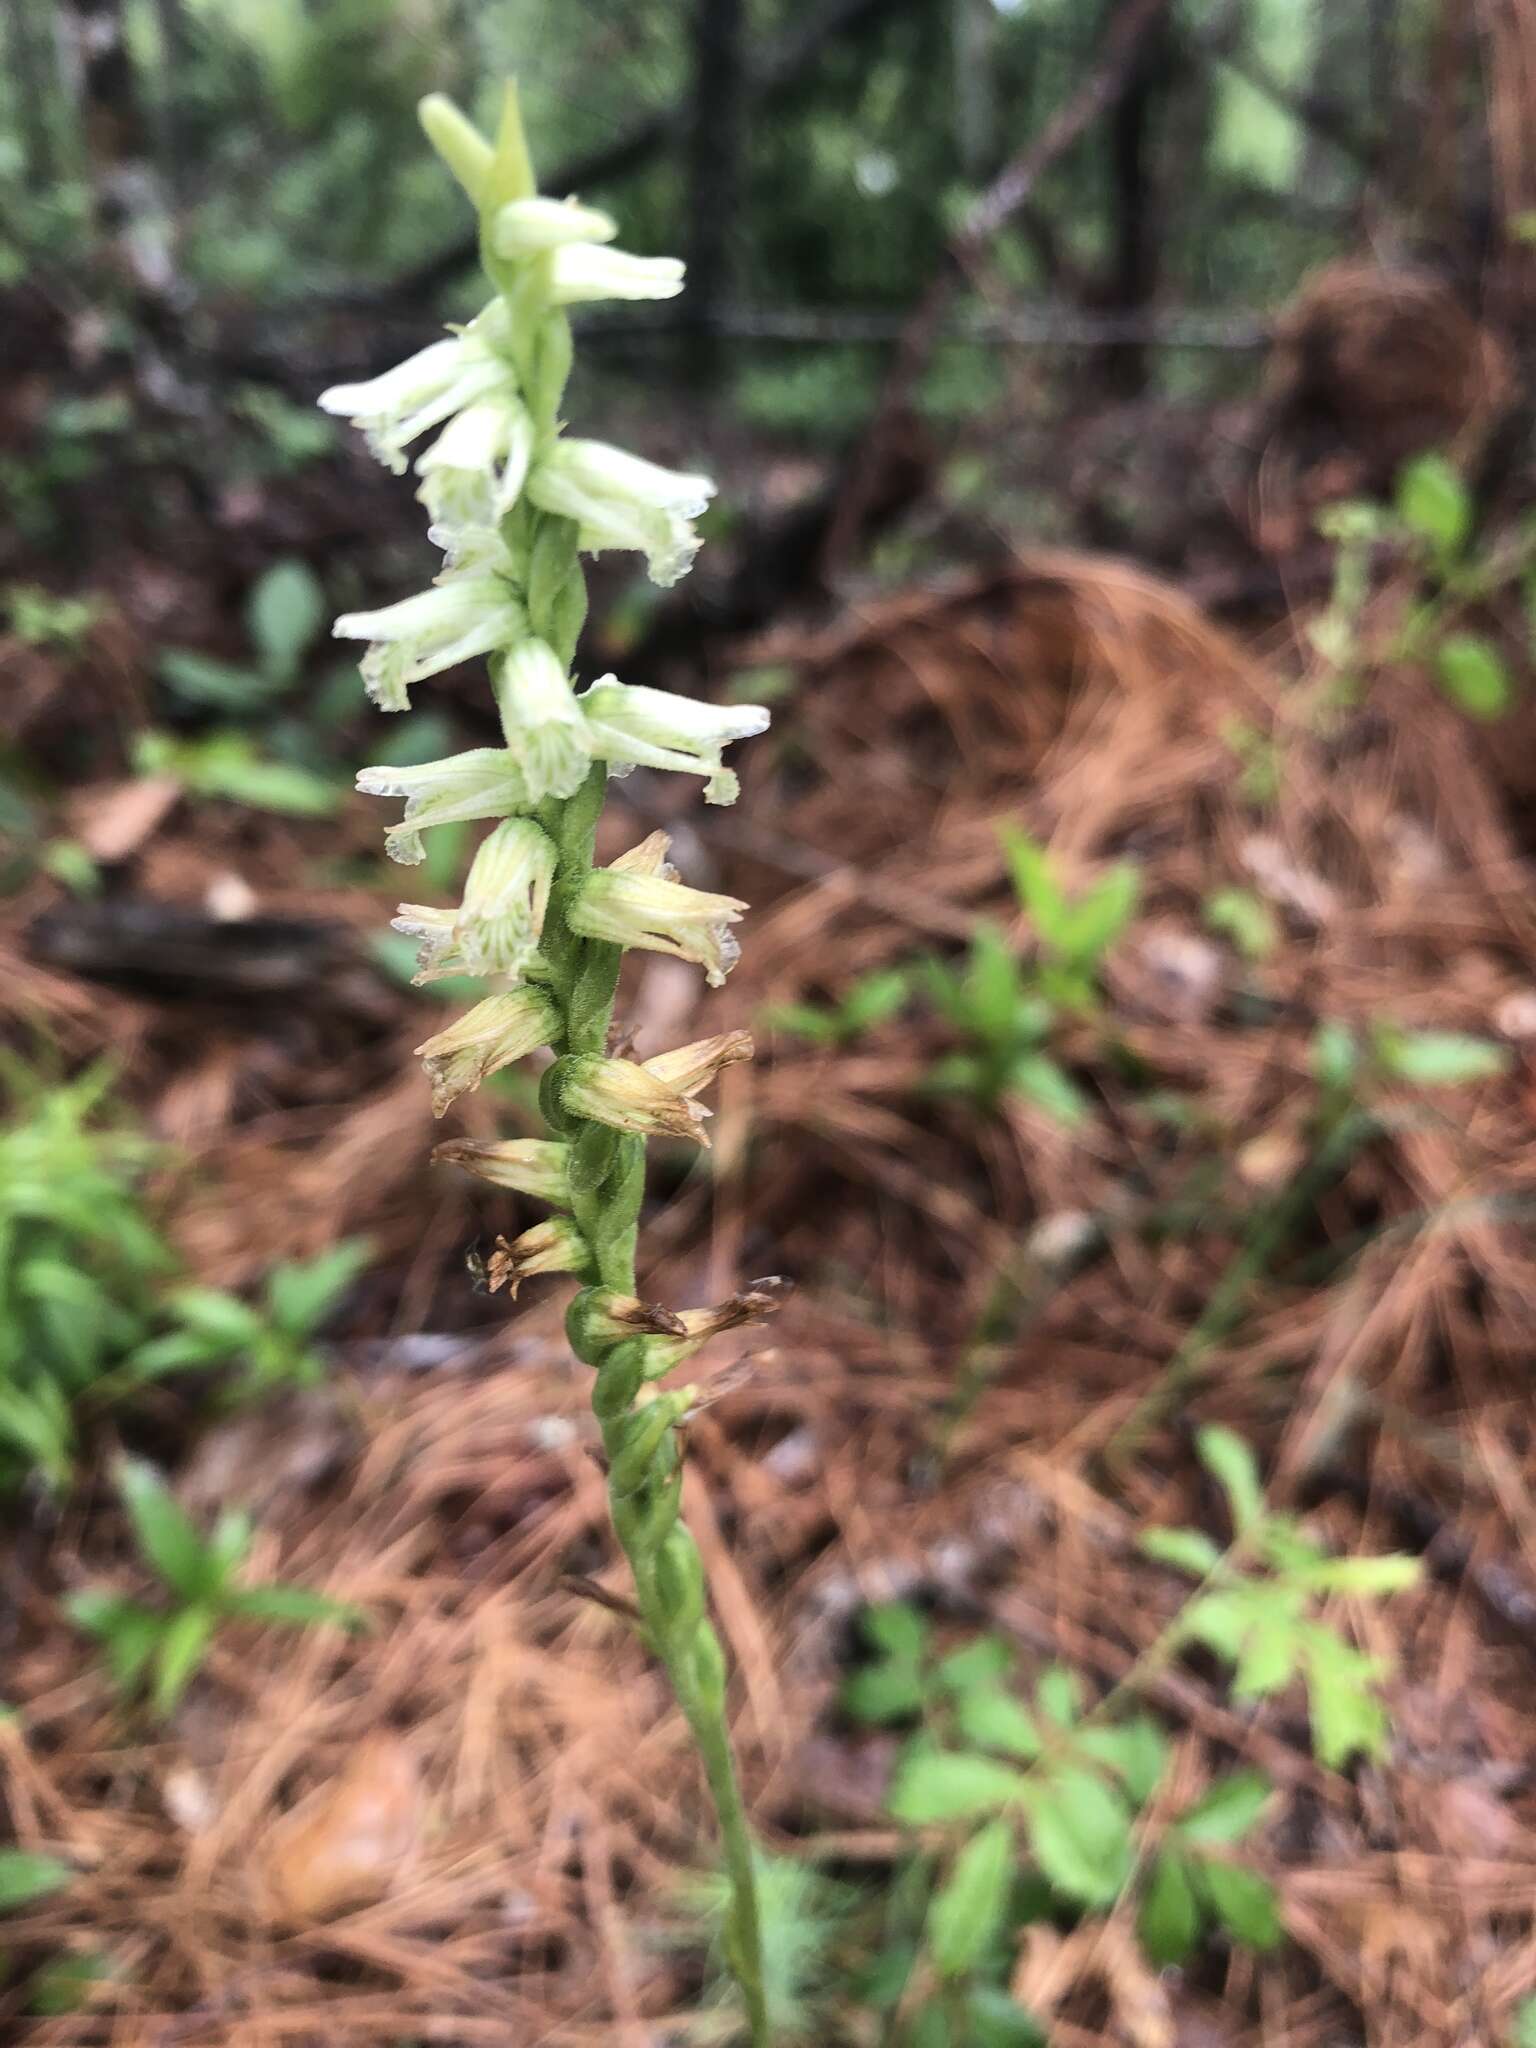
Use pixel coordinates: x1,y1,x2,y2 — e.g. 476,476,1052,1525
319,84,775,2044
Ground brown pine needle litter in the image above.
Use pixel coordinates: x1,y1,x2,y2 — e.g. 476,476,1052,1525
5,523,1536,2043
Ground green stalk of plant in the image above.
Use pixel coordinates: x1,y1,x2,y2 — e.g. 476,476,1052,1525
317,84,776,2043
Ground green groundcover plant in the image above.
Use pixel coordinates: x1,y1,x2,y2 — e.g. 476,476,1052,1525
318,83,779,2041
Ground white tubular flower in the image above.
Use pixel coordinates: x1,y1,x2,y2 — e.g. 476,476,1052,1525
527,439,715,588
569,838,746,986
491,195,616,256
317,302,515,474
416,391,534,552
484,1217,590,1298
395,817,557,983
356,747,530,865
642,1030,755,1100
433,1137,571,1201
333,568,524,712
493,639,592,802
579,678,769,804
549,245,685,304
560,1055,713,1147
413,987,560,1115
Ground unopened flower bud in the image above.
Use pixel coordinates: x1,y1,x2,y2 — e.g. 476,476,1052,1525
484,1216,590,1297
493,639,591,803
549,246,685,304
413,986,559,1114
434,1137,571,1201
491,195,617,255
560,1055,711,1146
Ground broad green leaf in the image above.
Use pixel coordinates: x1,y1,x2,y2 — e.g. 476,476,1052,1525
963,1986,1047,2047
265,1239,371,1336
116,1459,211,1600
151,1604,216,1719
229,1584,365,1630
1179,1770,1273,1846
1033,1665,1080,1729
1180,1590,1253,1663
1435,635,1511,720
166,1287,265,1351
1233,1615,1300,1699
927,1818,1014,1978
246,559,325,683
955,1686,1041,1760
933,1636,1014,1696
0,1851,71,1911
888,1751,1030,1825
1301,1633,1389,1768
1140,1525,1222,1577
841,1662,926,1725
859,1603,931,1663
1075,1716,1168,1803
1021,1768,1133,1906
1138,1849,1199,1966
1197,1425,1265,1530
1199,1860,1282,1950
1396,452,1471,558
1373,1028,1509,1088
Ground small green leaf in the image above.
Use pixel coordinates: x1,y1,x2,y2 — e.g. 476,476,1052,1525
955,1687,1042,1760
963,1986,1047,2047
0,1851,72,1911
1075,1716,1168,1803
1055,864,1139,969
1373,1027,1510,1088
1007,1053,1088,1126
1139,1526,1222,1576
888,1751,1030,1825
842,1662,926,1725
1311,1020,1359,1092
860,1603,931,1663
166,1287,265,1352
156,647,276,710
1199,1860,1282,1950
1178,1770,1273,1845
229,1584,366,1630
1298,1553,1421,1597
1021,1768,1132,1906
1138,1849,1200,1966
245,559,325,683
1512,1995,1536,2048
116,1458,211,1600
1033,1665,1080,1729
933,1636,1014,1696
265,1239,371,1336
151,1604,216,1719
1203,887,1278,962
26,1950,111,2016
841,968,910,1032
1197,1426,1265,1531
927,1818,1015,1978
1301,1632,1390,1768
1233,1615,1300,1699
1435,634,1511,720
1396,452,1471,558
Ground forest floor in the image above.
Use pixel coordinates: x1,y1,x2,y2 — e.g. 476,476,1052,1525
5,289,1536,2046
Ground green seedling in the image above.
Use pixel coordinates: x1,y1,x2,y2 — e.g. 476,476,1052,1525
765,967,911,1047
920,924,1086,1120
133,729,341,817
68,1458,364,1719
1,583,104,652
999,827,1140,1016
156,558,327,711
1203,886,1278,962
1144,1425,1420,1769
128,1239,371,1403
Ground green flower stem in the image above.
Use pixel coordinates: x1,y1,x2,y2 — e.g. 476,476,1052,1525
475,89,769,2048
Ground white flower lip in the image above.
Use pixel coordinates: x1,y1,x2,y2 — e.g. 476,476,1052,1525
528,439,716,589
549,246,686,304
416,392,534,543
491,195,617,256
356,746,531,864
578,677,769,804
333,570,523,712
318,303,516,473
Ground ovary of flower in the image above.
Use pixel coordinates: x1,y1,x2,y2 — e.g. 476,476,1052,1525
317,302,515,473
333,569,524,712
568,846,746,987
527,439,715,589
578,678,769,804
491,195,617,255
559,1055,713,1146
356,747,532,865
549,246,686,304
493,639,591,803
416,392,534,552
413,987,559,1115
395,817,556,983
